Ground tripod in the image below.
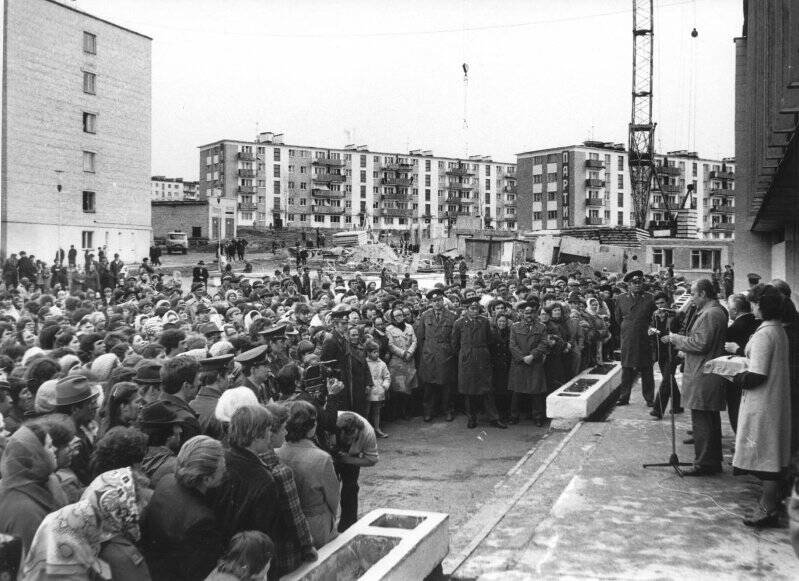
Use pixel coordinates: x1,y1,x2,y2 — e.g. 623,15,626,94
643,338,692,477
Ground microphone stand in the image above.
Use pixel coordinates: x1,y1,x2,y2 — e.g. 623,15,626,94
642,326,692,477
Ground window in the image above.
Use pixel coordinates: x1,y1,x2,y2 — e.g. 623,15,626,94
360,155,367,168
547,210,557,219
360,185,366,197
617,192,624,207
82,191,95,213
273,149,281,162
485,179,491,190
485,192,491,204
425,189,431,201
547,172,557,182
83,71,96,94
533,192,542,202
690,249,721,270
618,211,624,224
81,231,93,249
300,182,307,189
273,165,280,178
533,174,542,184
82,112,96,133
313,215,324,223
83,32,96,54
547,191,556,202
485,165,491,176
83,151,96,173
617,156,624,171
425,159,431,172
330,216,341,224
360,170,366,183
191,226,202,237
533,211,542,220
652,248,673,266
617,174,623,189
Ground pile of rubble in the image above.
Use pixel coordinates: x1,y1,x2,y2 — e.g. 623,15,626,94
547,262,599,280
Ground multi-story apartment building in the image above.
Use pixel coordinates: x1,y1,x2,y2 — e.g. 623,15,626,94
516,141,734,239
0,0,152,260
151,176,199,201
198,133,517,239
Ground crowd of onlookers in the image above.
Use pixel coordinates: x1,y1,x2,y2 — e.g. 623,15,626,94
0,246,797,578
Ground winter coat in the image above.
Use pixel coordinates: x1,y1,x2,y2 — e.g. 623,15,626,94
615,291,656,368
416,308,456,385
490,325,512,394
451,315,494,395
385,324,418,395
507,320,549,395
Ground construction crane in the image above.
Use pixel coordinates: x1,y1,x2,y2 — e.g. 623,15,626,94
628,0,661,230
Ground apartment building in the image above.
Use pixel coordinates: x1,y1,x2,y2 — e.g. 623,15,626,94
197,133,516,239
0,0,152,260
516,141,734,239
151,176,199,201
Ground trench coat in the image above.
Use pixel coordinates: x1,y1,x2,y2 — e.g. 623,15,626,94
733,321,791,473
385,324,418,395
507,320,549,395
615,291,656,368
669,300,727,411
416,308,456,385
491,325,512,395
451,314,493,395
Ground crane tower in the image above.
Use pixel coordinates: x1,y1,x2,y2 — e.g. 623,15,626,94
628,0,658,229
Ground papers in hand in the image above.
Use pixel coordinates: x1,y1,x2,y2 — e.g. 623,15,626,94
703,355,748,380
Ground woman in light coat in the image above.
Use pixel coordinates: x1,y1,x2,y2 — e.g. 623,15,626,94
732,285,791,528
277,400,340,549
385,307,418,420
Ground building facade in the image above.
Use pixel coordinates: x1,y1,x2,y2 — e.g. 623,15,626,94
151,200,209,241
733,0,799,302
198,133,517,239
0,0,152,261
516,141,734,239
151,176,199,201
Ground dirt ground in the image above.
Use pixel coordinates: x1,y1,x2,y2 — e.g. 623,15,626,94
358,415,555,532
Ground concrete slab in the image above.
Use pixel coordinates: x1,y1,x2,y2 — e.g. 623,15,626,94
281,508,448,581
546,362,622,419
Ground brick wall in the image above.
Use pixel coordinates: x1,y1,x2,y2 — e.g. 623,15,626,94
151,202,209,239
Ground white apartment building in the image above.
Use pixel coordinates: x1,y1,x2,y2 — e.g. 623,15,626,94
516,141,734,239
198,133,516,239
151,176,199,201
0,0,152,261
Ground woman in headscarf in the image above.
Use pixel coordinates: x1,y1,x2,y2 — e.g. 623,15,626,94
0,423,65,556
21,467,151,581
140,435,226,581
385,306,417,421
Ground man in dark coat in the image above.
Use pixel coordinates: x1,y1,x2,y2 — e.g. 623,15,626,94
508,301,550,425
451,297,506,429
321,306,364,414
614,270,656,406
721,293,760,432
417,288,456,422
192,260,209,286
649,292,683,419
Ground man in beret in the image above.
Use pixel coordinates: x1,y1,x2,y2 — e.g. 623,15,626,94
615,270,656,407
417,288,457,422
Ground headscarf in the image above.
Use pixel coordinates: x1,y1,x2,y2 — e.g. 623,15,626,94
0,425,59,509
21,467,141,580
214,386,258,423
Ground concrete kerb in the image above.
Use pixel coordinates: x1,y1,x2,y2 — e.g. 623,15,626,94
546,362,622,423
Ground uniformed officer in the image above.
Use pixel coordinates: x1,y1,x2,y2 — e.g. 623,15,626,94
234,344,273,402
417,288,457,422
615,270,657,406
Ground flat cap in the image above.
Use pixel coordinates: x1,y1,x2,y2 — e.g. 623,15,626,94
198,322,222,336
55,375,98,406
133,361,163,385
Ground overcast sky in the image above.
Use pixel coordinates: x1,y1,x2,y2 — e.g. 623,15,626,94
76,0,741,179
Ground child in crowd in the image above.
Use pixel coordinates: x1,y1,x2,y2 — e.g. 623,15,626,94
364,340,390,438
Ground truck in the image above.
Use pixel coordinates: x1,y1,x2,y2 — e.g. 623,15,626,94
164,231,188,254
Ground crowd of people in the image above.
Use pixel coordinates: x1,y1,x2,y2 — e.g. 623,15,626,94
0,247,797,578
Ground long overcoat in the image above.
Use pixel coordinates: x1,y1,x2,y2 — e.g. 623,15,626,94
507,320,549,395
416,308,456,385
615,291,656,368
451,314,493,395
669,300,727,411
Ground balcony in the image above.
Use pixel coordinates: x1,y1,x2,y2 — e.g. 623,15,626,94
447,182,473,191
709,188,735,198
503,186,517,194
310,205,345,215
446,166,475,177
660,183,681,194
710,221,735,231
710,170,735,180
585,197,605,207
708,204,735,214
312,157,346,167
585,217,606,225
585,159,605,169
585,179,605,188
287,204,309,214
313,173,346,184
504,174,517,181
238,202,257,212
381,191,410,200
381,177,414,187
384,162,414,172
238,169,256,178
381,208,414,218
649,203,668,210
311,188,345,198
659,165,681,176
503,199,517,207
445,196,474,204
238,185,255,194
238,152,255,161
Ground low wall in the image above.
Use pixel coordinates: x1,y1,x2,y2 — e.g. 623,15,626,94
546,362,622,423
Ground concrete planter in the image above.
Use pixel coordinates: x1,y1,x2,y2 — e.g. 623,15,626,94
281,509,449,581
546,362,622,420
